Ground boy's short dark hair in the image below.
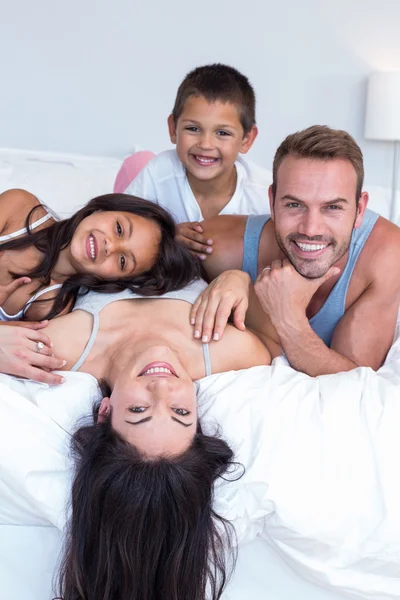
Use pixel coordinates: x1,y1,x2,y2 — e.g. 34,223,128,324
172,63,256,135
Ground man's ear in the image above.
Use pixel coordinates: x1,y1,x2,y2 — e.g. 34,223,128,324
268,185,275,220
354,191,369,229
168,114,177,144
240,125,258,154
98,397,111,423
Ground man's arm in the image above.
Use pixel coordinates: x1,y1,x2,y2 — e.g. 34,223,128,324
254,256,400,376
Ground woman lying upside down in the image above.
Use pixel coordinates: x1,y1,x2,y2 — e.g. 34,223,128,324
35,272,272,600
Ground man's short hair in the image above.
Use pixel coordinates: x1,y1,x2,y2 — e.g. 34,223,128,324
172,63,256,135
272,125,364,201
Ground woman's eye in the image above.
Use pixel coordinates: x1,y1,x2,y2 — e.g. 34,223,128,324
129,406,146,413
120,254,126,270
117,222,123,236
174,408,190,416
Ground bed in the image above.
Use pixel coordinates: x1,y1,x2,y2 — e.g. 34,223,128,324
0,147,399,600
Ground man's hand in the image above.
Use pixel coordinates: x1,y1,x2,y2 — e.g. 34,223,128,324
176,222,213,260
254,259,340,328
190,270,250,342
0,322,66,384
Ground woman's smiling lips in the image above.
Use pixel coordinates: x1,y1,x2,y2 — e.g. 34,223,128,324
139,362,177,377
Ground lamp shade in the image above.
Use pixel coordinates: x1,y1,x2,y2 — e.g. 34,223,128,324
365,71,400,141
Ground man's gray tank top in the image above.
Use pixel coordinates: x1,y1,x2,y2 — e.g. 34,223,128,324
241,209,380,346
70,279,213,375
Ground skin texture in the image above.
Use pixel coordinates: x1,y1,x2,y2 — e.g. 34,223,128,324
0,189,161,321
169,95,257,258
42,293,271,455
198,157,400,375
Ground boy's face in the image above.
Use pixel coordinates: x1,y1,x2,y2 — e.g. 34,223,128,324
168,95,257,184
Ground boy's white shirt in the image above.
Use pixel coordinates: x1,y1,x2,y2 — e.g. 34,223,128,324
125,149,272,223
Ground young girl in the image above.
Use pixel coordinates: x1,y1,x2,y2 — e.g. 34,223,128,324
0,189,196,322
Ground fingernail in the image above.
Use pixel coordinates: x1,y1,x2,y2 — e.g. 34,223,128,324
190,318,195,325
61,377,66,384
200,255,206,261
194,330,200,339
202,335,208,343
40,320,48,324
213,333,219,341
206,247,213,254
61,360,67,366
241,322,246,329
50,342,54,348
207,239,213,245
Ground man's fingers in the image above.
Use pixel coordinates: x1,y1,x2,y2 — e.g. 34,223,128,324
210,296,237,341
190,296,202,325
199,295,225,342
271,259,283,269
232,297,248,331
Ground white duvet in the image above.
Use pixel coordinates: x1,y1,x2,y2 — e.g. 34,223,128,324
0,317,400,599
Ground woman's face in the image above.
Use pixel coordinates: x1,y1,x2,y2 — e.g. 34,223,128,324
69,210,161,279
99,346,198,457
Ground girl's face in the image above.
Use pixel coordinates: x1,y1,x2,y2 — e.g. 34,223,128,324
69,211,161,279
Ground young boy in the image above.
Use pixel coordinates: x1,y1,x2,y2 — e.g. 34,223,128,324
125,63,271,259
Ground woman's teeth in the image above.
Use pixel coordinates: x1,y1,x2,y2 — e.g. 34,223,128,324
296,242,327,252
89,235,95,260
142,367,172,375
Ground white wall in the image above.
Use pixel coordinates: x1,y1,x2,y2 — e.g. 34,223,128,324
1,0,400,189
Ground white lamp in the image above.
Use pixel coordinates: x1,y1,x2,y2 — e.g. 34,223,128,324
365,71,400,222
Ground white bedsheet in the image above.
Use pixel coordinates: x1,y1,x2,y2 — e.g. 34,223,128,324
1,315,400,600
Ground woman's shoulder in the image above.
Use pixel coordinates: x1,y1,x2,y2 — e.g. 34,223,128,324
210,325,271,373
0,189,47,237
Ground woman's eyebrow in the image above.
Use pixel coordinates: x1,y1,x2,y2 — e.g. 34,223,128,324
125,416,152,425
124,417,193,427
171,417,192,427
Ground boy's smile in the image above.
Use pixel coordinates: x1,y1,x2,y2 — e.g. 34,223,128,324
168,95,257,188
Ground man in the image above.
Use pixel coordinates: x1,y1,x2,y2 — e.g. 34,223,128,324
196,125,400,376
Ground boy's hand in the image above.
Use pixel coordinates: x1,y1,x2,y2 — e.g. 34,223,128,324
176,222,213,260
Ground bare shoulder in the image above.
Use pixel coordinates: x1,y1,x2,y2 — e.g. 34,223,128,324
210,324,271,373
0,189,45,236
201,215,248,278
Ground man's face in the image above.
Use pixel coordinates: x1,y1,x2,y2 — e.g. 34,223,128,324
269,156,368,279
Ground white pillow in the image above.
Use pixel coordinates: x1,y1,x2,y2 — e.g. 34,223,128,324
0,148,123,217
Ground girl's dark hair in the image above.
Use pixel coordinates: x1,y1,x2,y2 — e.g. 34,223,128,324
56,406,239,600
0,193,200,319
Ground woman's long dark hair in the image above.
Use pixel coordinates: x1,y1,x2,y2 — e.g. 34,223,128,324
56,406,239,600
0,193,200,319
